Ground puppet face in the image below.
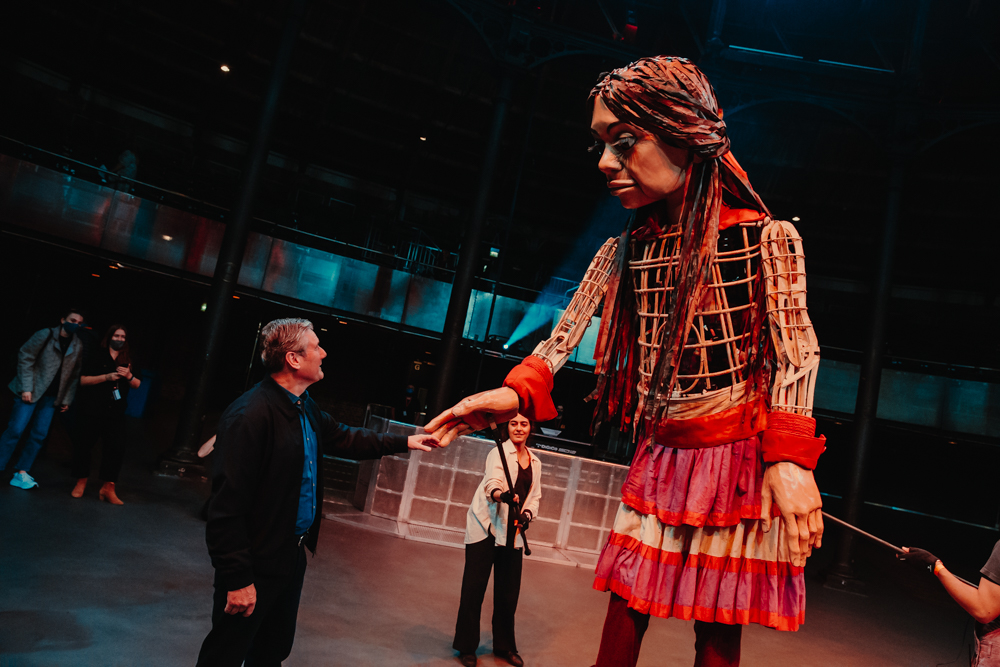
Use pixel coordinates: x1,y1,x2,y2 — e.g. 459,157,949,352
591,96,691,211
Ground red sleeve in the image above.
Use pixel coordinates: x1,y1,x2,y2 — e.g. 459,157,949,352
502,356,558,423
760,412,826,470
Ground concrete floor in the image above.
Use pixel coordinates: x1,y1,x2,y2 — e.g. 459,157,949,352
0,415,977,667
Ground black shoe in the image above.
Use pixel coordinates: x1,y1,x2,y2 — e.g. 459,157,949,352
458,653,478,667
493,649,524,667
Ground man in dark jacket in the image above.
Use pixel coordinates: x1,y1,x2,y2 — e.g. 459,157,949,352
196,318,439,666
1,308,86,490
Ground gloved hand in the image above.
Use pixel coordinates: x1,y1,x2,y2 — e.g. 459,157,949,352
492,489,515,505
897,547,940,574
517,511,532,530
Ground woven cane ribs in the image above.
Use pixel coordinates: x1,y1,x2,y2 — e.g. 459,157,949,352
531,218,820,423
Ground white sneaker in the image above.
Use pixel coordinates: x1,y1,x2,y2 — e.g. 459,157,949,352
10,471,38,489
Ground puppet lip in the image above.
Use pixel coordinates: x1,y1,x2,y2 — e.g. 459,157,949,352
608,180,634,193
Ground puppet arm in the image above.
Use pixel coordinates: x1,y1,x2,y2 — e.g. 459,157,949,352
758,219,825,567
426,238,619,445
530,237,620,375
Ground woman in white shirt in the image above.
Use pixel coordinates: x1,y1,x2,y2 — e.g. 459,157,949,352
453,413,542,667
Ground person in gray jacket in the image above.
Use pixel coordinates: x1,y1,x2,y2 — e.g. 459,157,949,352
0,308,86,489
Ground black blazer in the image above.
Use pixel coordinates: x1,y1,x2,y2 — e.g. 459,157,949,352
206,376,408,591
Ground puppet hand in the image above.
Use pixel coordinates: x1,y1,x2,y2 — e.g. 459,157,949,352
21,392,32,403
761,462,823,567
517,511,532,530
898,547,940,575
407,433,440,451
425,387,519,446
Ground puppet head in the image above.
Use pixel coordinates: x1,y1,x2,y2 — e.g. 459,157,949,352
591,56,729,161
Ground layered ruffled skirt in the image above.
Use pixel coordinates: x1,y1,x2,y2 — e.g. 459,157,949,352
593,434,806,631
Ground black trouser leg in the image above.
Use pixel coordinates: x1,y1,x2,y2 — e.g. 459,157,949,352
594,593,650,667
453,536,495,654
245,548,307,667
196,549,307,667
491,543,522,654
71,416,101,480
97,416,125,483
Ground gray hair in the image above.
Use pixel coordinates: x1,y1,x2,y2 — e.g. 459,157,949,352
259,318,314,373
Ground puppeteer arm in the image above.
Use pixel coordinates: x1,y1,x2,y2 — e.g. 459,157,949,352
426,238,619,445
758,219,826,566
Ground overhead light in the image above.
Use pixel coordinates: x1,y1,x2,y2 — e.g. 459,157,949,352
116,262,123,267
108,265,119,269
791,216,801,222
320,327,328,331
220,64,231,73
91,273,100,278
200,303,208,312
162,235,173,241
232,295,240,299
419,136,427,141
503,344,509,350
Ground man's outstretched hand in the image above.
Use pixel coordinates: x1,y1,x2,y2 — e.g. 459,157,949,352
407,434,441,451
761,462,824,567
424,387,519,446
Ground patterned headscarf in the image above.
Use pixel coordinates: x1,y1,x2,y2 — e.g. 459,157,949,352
589,56,769,436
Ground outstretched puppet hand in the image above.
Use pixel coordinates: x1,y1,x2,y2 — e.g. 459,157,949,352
761,462,824,568
424,387,519,446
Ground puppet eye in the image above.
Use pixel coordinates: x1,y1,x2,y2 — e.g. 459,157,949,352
609,134,637,156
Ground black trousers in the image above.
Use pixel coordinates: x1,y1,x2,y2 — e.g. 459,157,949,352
71,411,126,482
453,535,523,655
196,547,307,667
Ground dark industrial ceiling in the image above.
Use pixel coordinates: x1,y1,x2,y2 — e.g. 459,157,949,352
3,0,999,364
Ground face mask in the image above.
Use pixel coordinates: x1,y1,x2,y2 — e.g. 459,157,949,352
62,322,81,335
109,340,125,351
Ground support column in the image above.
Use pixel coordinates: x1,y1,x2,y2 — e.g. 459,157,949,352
159,0,309,474
429,71,514,416
828,158,906,583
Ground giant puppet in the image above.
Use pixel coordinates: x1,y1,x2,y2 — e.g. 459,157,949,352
426,56,825,667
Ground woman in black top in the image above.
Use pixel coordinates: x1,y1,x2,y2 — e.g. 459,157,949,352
454,414,542,667
70,324,140,504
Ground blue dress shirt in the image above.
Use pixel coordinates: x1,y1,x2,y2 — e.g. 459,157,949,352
280,386,318,536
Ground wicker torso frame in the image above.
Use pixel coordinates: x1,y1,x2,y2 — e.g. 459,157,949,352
632,220,762,410
530,218,820,423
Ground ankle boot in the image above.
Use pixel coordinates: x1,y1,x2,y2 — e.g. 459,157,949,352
71,478,88,498
99,481,124,505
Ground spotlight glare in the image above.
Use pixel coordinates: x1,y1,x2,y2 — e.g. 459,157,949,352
503,344,509,350
162,235,173,241
220,64,231,73
200,303,208,312
791,216,801,222
419,136,427,141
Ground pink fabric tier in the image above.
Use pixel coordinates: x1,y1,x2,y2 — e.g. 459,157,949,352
593,435,806,632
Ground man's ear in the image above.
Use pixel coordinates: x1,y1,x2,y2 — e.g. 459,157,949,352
285,350,301,371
